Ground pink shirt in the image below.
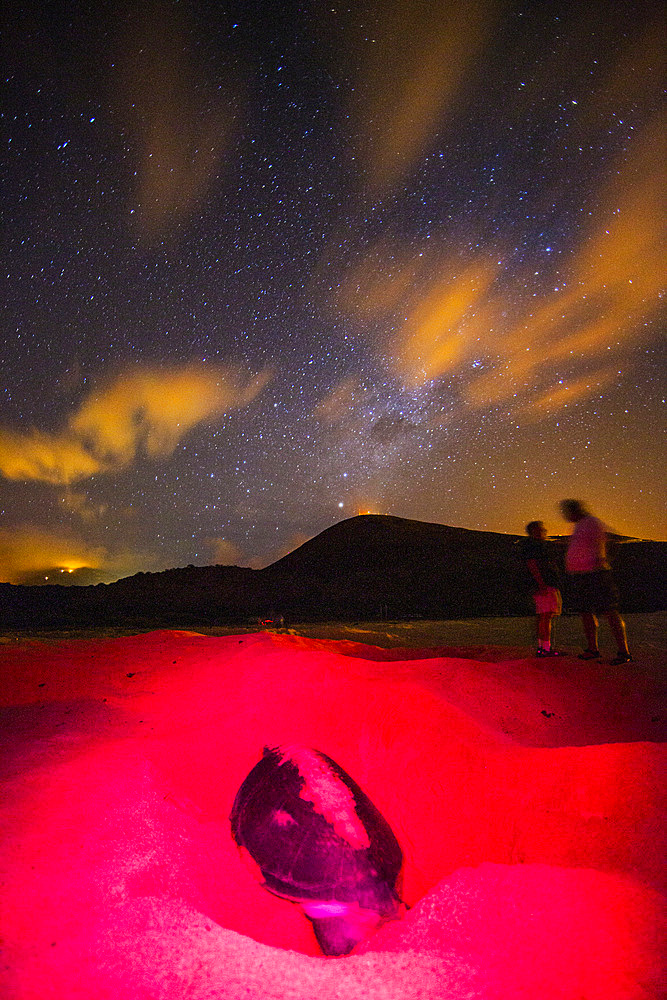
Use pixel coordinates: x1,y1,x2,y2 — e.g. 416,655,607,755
566,515,610,573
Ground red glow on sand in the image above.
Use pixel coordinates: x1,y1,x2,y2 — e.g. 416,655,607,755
0,630,664,998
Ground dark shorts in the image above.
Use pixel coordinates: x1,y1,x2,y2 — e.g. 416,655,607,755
567,570,620,614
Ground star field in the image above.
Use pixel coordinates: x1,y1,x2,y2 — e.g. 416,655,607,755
1,1,665,584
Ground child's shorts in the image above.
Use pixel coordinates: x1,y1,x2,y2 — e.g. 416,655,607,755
534,587,562,615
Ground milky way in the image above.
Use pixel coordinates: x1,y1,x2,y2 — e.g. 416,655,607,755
1,1,664,583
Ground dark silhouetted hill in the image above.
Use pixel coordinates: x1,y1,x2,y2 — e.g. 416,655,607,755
262,515,527,619
1,515,665,629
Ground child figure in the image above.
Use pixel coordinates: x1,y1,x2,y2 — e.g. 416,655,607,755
521,520,564,657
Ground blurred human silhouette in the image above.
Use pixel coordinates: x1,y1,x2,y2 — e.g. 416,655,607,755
520,520,563,657
559,499,631,665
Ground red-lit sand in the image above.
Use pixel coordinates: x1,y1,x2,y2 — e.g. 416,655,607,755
0,629,665,998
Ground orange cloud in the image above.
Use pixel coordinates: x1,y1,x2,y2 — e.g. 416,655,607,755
61,489,110,524
207,537,245,567
0,429,102,485
465,118,665,409
392,261,501,385
334,245,504,389
70,366,271,464
0,364,271,485
333,242,505,388
517,368,618,421
0,526,157,584
340,118,663,414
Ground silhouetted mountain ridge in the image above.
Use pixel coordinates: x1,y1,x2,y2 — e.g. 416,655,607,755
269,515,506,574
1,514,664,628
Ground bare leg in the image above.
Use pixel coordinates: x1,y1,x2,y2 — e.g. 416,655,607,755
581,613,599,652
537,613,553,643
606,611,629,656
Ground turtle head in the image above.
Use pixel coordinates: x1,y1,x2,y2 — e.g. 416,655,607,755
302,897,405,956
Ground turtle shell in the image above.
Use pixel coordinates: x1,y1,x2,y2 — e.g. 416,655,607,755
230,745,403,918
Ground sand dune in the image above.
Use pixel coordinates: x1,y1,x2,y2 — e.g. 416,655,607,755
1,629,665,998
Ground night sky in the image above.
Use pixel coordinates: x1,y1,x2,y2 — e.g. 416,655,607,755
1,1,665,585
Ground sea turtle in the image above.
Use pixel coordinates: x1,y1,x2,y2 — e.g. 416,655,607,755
230,744,406,955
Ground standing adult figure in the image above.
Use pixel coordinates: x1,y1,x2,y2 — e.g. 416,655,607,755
520,520,563,657
559,499,632,664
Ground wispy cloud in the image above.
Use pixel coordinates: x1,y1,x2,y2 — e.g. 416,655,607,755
207,537,245,567
391,261,501,386
0,429,102,485
111,2,240,240
339,0,499,192
61,488,110,524
335,116,663,419
313,377,363,425
517,369,618,422
465,119,665,409
0,364,271,485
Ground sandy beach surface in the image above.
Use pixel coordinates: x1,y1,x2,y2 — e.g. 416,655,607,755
1,614,665,998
